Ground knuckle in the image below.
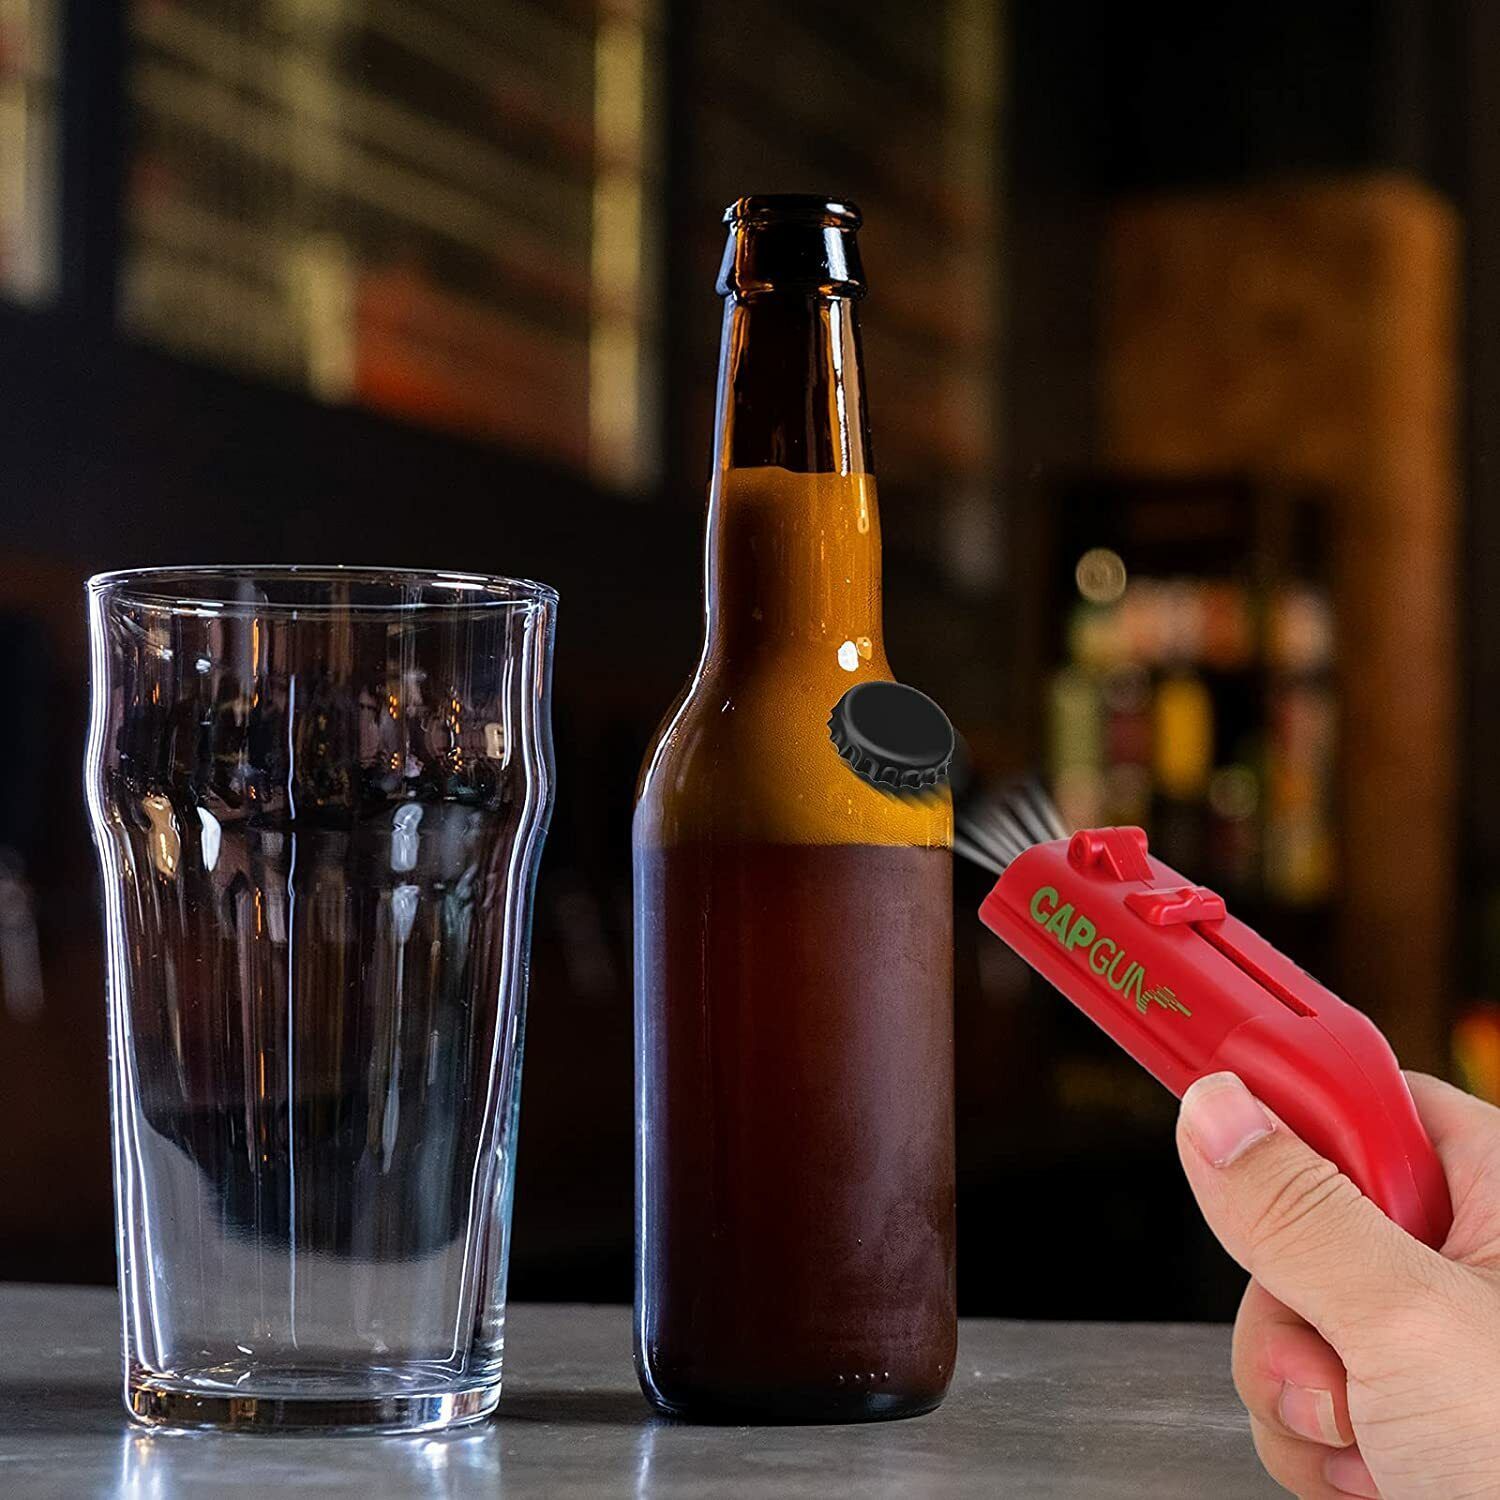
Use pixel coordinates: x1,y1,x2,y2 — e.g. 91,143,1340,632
1359,1276,1454,1357
1244,1158,1358,1264
1337,1240,1462,1356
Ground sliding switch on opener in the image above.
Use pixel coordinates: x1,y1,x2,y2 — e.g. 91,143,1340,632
1124,886,1228,926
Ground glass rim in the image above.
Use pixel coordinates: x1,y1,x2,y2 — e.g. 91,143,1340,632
86,564,559,615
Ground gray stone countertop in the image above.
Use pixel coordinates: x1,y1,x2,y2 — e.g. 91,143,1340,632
0,1284,1279,1497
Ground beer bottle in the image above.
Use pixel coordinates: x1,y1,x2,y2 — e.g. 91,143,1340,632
633,195,956,1421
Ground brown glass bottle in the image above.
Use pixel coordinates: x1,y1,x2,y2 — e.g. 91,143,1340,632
633,196,956,1422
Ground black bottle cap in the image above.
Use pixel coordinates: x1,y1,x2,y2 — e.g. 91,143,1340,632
828,681,956,792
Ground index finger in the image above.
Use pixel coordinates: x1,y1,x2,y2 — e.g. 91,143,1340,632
1233,1278,1354,1449
1404,1072,1500,1238
1404,1071,1500,1164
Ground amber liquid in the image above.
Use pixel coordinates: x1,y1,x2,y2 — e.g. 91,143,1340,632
634,839,955,1421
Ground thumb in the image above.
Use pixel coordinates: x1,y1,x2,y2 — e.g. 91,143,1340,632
1177,1071,1439,1347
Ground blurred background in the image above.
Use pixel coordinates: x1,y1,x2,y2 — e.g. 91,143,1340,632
0,0,1495,1322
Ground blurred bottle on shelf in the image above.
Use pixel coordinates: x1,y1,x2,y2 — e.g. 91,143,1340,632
1453,1004,1500,1106
1206,764,1260,891
1453,890,1500,1106
1049,665,1103,831
0,613,48,1023
0,848,42,1022
1043,478,1336,912
1263,584,1337,905
1153,668,1213,876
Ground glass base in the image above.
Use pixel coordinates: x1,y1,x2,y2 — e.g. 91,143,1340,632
127,1373,502,1434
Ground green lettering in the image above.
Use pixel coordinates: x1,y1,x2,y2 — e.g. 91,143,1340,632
1030,885,1059,923
1066,914,1096,951
1037,903,1192,1022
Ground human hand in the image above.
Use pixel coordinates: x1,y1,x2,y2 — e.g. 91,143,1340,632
1176,1070,1500,1498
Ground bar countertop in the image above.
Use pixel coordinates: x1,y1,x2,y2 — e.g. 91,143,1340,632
0,1285,1278,1497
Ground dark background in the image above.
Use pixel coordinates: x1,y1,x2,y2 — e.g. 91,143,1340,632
0,0,1493,1322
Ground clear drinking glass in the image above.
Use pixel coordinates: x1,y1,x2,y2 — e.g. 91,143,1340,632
84,566,556,1433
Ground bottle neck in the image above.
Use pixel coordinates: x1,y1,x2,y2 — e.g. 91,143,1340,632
705,293,882,668
711,294,871,476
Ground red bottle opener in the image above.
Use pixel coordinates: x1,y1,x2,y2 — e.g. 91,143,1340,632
979,826,1453,1250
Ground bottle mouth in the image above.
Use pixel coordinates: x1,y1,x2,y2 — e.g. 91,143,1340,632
718,195,865,300
722,195,862,231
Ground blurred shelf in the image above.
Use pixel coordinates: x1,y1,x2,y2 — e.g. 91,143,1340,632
0,0,59,305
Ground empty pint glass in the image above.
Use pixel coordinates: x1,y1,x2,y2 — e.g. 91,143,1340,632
84,566,556,1432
